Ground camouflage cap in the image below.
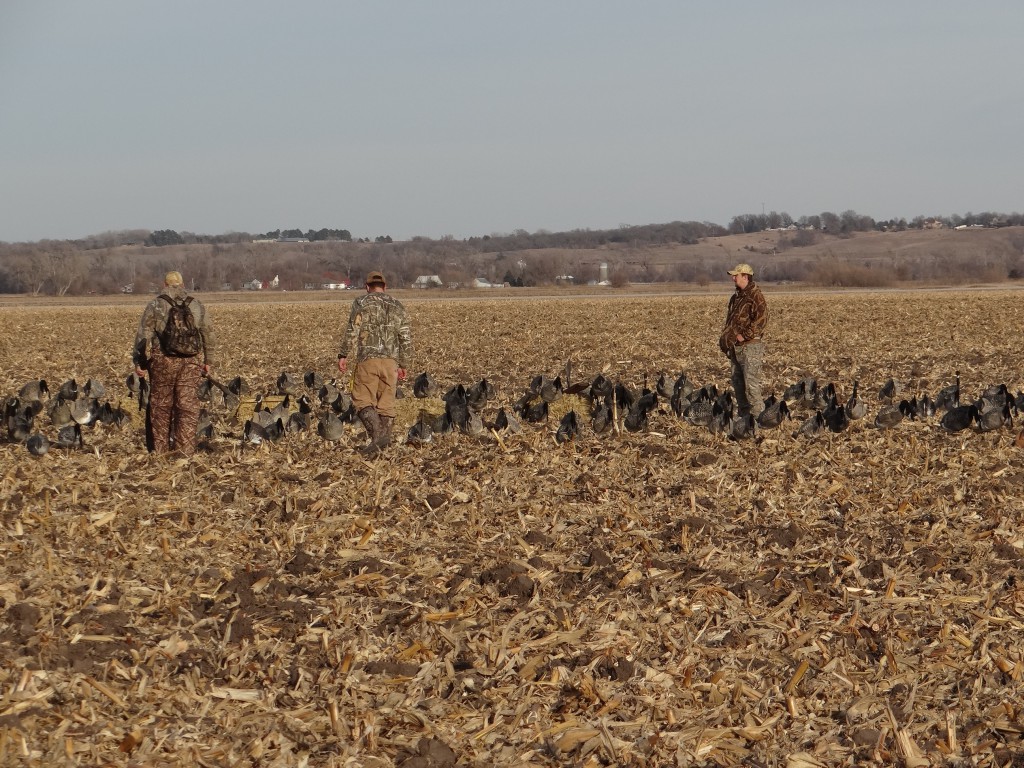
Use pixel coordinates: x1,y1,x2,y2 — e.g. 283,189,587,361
727,263,754,277
365,270,386,285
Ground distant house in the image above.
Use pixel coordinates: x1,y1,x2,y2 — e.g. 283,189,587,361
244,278,263,290
268,274,280,289
321,282,349,290
413,275,443,289
471,278,496,289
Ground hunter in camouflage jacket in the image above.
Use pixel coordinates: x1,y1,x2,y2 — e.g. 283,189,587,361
133,284,216,370
339,292,413,367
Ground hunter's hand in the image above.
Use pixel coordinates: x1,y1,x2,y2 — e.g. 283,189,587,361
397,367,407,382
338,357,347,374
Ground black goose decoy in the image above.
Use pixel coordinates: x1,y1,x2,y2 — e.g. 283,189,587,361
683,398,714,428
782,378,806,406
56,423,83,448
613,381,636,411
26,432,49,456
708,395,734,435
5,399,33,443
82,378,105,399
540,375,563,404
524,398,549,424
96,401,130,427
137,377,150,412
277,371,300,396
898,396,918,421
624,390,658,433
555,410,579,443
18,379,49,402
495,406,523,434
303,370,324,390
413,372,436,399
845,380,868,420
590,374,614,403
940,403,979,432
245,416,285,444
197,377,214,401
813,382,836,411
655,372,674,400
934,371,960,412
196,411,214,440
978,383,1010,413
319,379,341,406
797,410,826,437
918,393,936,419
824,394,849,433
757,398,790,428
331,390,355,418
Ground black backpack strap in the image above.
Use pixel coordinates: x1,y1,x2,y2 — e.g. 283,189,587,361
158,293,176,305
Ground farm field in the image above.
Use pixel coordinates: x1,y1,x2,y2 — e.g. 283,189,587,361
2,290,1024,766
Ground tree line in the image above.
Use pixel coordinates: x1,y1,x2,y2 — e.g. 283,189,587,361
1,210,1022,295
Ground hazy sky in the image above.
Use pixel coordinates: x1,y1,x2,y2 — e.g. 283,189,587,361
2,1,1021,243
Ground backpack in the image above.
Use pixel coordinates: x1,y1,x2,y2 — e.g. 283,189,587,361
158,294,203,357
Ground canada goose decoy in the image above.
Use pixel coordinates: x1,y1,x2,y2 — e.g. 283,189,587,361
873,402,906,429
613,381,635,411
5,399,33,443
138,377,150,412
412,372,436,399
813,382,836,411
71,398,100,427
18,379,49,402
244,416,284,444
332,394,356,422
977,402,1013,432
269,394,292,423
524,399,549,424
197,377,214,401
56,423,83,448
782,378,806,406
590,374,614,403
227,376,250,397
26,432,49,456
934,371,960,412
757,398,790,428
317,411,346,441
540,375,563,404
82,378,105,399
555,410,579,443
940,403,979,432
590,399,614,434
49,397,74,429
918,393,936,419
196,411,214,440
285,410,313,434
728,412,756,441
406,413,433,444
978,383,1010,413
797,378,818,410
708,395,734,435
624,390,658,433
443,384,470,431
824,394,849,433
125,371,143,396
683,398,715,428
277,371,299,396
845,380,868,420
655,372,674,400
797,410,826,437
319,379,340,406
495,406,522,434
96,401,129,427
878,378,897,401
899,396,919,421
466,378,494,412
303,370,324,391
58,378,79,402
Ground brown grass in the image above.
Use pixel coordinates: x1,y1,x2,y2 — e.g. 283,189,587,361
2,291,1024,766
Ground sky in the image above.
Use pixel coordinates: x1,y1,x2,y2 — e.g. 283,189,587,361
2,1,1022,243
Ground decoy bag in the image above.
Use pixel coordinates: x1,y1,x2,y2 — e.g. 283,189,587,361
158,294,203,357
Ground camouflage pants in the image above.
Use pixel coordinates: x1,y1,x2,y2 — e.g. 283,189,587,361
351,358,398,418
730,341,765,418
147,352,203,455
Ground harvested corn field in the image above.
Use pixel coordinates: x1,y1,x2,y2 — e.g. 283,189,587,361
2,289,1024,767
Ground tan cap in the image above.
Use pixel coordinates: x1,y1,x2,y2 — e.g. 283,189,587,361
727,263,754,277
164,270,184,286
365,270,386,285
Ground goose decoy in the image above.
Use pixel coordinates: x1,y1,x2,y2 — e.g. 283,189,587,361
96,401,129,427
613,381,635,411
494,406,522,434
934,371,960,412
873,402,906,429
757,398,790,428
406,413,434,444
412,372,436,399
824,394,849,433
5,399,33,443
797,378,818,410
332,394,356,422
245,416,285,444
303,370,324,391
977,402,1013,432
845,380,868,420
26,433,49,456
317,411,346,441
684,398,715,428
18,379,49,402
466,378,494,412
56,423,83,448
49,397,74,429
708,396,734,435
728,412,756,441
82,378,105,399
624,390,657,433
196,411,214,440
319,379,341,406
126,371,143,396
673,372,695,399
978,383,1009,413
524,399,549,424
58,379,79,402
197,377,214,401
277,371,299,396
227,376,250,397
655,372,674,400
555,410,579,443
269,395,292,423
465,408,485,436
71,398,100,426
443,384,470,431
590,399,614,434
782,378,806,406
878,378,897,401
940,403,979,432
137,377,150,412
797,410,826,437
813,382,836,411
540,375,563,404
590,374,614,403
918,393,936,419
898,396,918,421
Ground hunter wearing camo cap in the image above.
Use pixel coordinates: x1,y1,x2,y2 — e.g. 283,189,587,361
720,264,768,418
338,270,413,455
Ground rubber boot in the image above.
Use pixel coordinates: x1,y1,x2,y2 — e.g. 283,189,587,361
377,415,394,449
357,407,382,456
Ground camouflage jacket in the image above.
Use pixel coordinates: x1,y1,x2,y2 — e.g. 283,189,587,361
340,292,412,367
133,287,216,368
720,280,768,354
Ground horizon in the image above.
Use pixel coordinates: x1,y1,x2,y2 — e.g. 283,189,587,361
3,2,1022,243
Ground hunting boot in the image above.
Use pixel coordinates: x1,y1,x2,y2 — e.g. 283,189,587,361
376,415,394,450
357,406,382,456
